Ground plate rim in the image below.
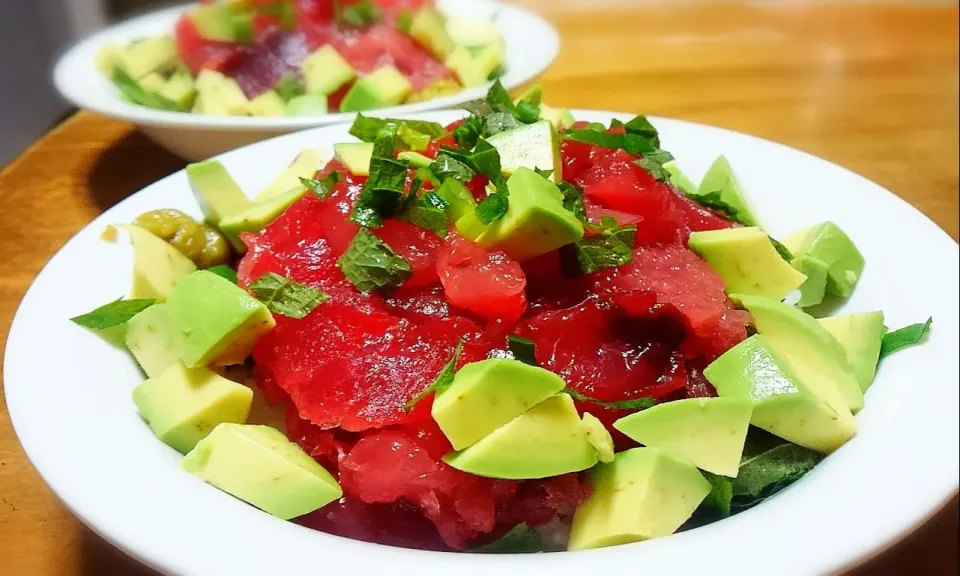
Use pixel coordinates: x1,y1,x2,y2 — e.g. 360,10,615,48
5,109,958,576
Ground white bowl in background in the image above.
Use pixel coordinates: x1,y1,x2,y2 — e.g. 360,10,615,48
52,1,559,160
5,110,958,576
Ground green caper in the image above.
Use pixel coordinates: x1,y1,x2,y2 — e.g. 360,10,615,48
195,225,232,269
133,209,206,262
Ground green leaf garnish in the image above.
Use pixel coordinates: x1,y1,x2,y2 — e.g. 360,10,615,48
473,523,543,554
485,80,516,114
558,182,588,223
300,172,342,199
560,224,635,276
730,441,822,510
624,115,659,144
207,265,238,284
274,74,305,102
534,167,554,180
563,389,656,411
453,116,483,149
475,193,509,224
404,339,464,411
699,472,734,518
693,190,748,225
401,205,449,237
349,126,407,227
71,298,156,329
507,335,538,366
111,67,180,111
514,100,540,124
880,318,933,359
482,112,522,137
769,237,793,261
349,113,445,145
634,157,671,182
338,227,413,293
429,153,475,184
249,272,327,319
487,65,506,82
335,0,381,28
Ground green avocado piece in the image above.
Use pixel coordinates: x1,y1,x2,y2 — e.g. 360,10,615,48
194,69,249,116
487,120,562,183
445,43,502,88
819,312,886,391
432,358,566,450
219,186,309,242
138,72,166,93
694,156,762,228
300,45,356,96
445,16,500,48
661,159,697,196
471,167,585,261
185,160,251,251
782,222,864,299
120,225,197,301
125,303,180,378
791,255,830,308
568,447,712,551
187,4,235,42
167,270,276,368
397,150,434,169
182,423,342,519
333,142,374,175
443,394,599,479
432,178,476,221
247,90,286,117
409,6,455,60
158,68,197,110
581,412,615,464
538,104,575,130
257,149,326,201
704,335,856,453
286,94,329,116
613,398,752,477
340,66,412,112
119,36,178,79
688,227,807,301
132,362,253,453
733,294,864,414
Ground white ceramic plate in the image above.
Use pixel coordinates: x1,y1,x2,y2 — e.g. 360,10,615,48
52,0,559,160
5,110,958,576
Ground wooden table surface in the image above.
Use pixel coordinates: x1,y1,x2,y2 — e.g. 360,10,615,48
1,1,957,574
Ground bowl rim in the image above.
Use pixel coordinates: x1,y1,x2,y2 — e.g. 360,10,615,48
52,0,560,131
5,109,958,576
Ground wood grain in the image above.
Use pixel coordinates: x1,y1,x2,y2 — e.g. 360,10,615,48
1,1,957,574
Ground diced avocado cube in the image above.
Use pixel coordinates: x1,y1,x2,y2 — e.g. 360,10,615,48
791,255,830,308
581,412,615,464
158,69,197,110
247,90,286,116
397,150,433,169
119,36,178,79
692,156,763,228
120,224,197,301
186,160,252,251
445,42,503,88
688,227,808,301
194,69,249,116
705,334,856,454
167,270,276,367
257,149,328,201
538,104,576,130
782,222,864,299
95,43,124,75
333,142,374,176
568,448,711,550
443,394,599,479
472,167,584,261
819,312,886,391
409,6,455,60
300,45,356,96
187,4,246,43
132,362,253,453
487,120,561,183
406,78,462,104
138,72,167,93
433,178,476,221
662,159,697,196
340,66,412,112
432,359,566,450
181,424,342,519
445,16,501,48
733,294,864,414
125,303,180,378
614,398,753,477
219,187,309,240
285,93,328,116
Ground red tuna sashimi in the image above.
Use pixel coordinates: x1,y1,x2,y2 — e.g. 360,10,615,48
437,235,528,326
228,30,312,98
175,15,243,74
330,24,453,92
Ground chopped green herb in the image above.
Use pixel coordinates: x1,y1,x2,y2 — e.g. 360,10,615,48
507,335,538,366
486,64,506,81
274,74,305,101
300,172,342,199
349,126,407,227
693,190,747,224
485,80,516,114
111,67,180,111
699,472,734,517
624,115,660,145
534,167,555,180
642,148,674,166
769,237,793,261
483,111,522,137
422,190,449,211
395,9,413,33
460,98,493,118
730,442,822,510
880,318,933,359
404,339,464,410
558,182,588,223
401,205,449,237
515,100,540,124
468,139,506,183
475,193,509,224
429,153,476,184
71,298,156,329
634,157,671,182
338,227,413,293
397,125,431,151
584,122,606,132
335,0,381,28
249,273,328,319
206,265,238,284
348,113,445,145
560,225,635,276
563,389,656,411
453,116,482,149
473,523,543,554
